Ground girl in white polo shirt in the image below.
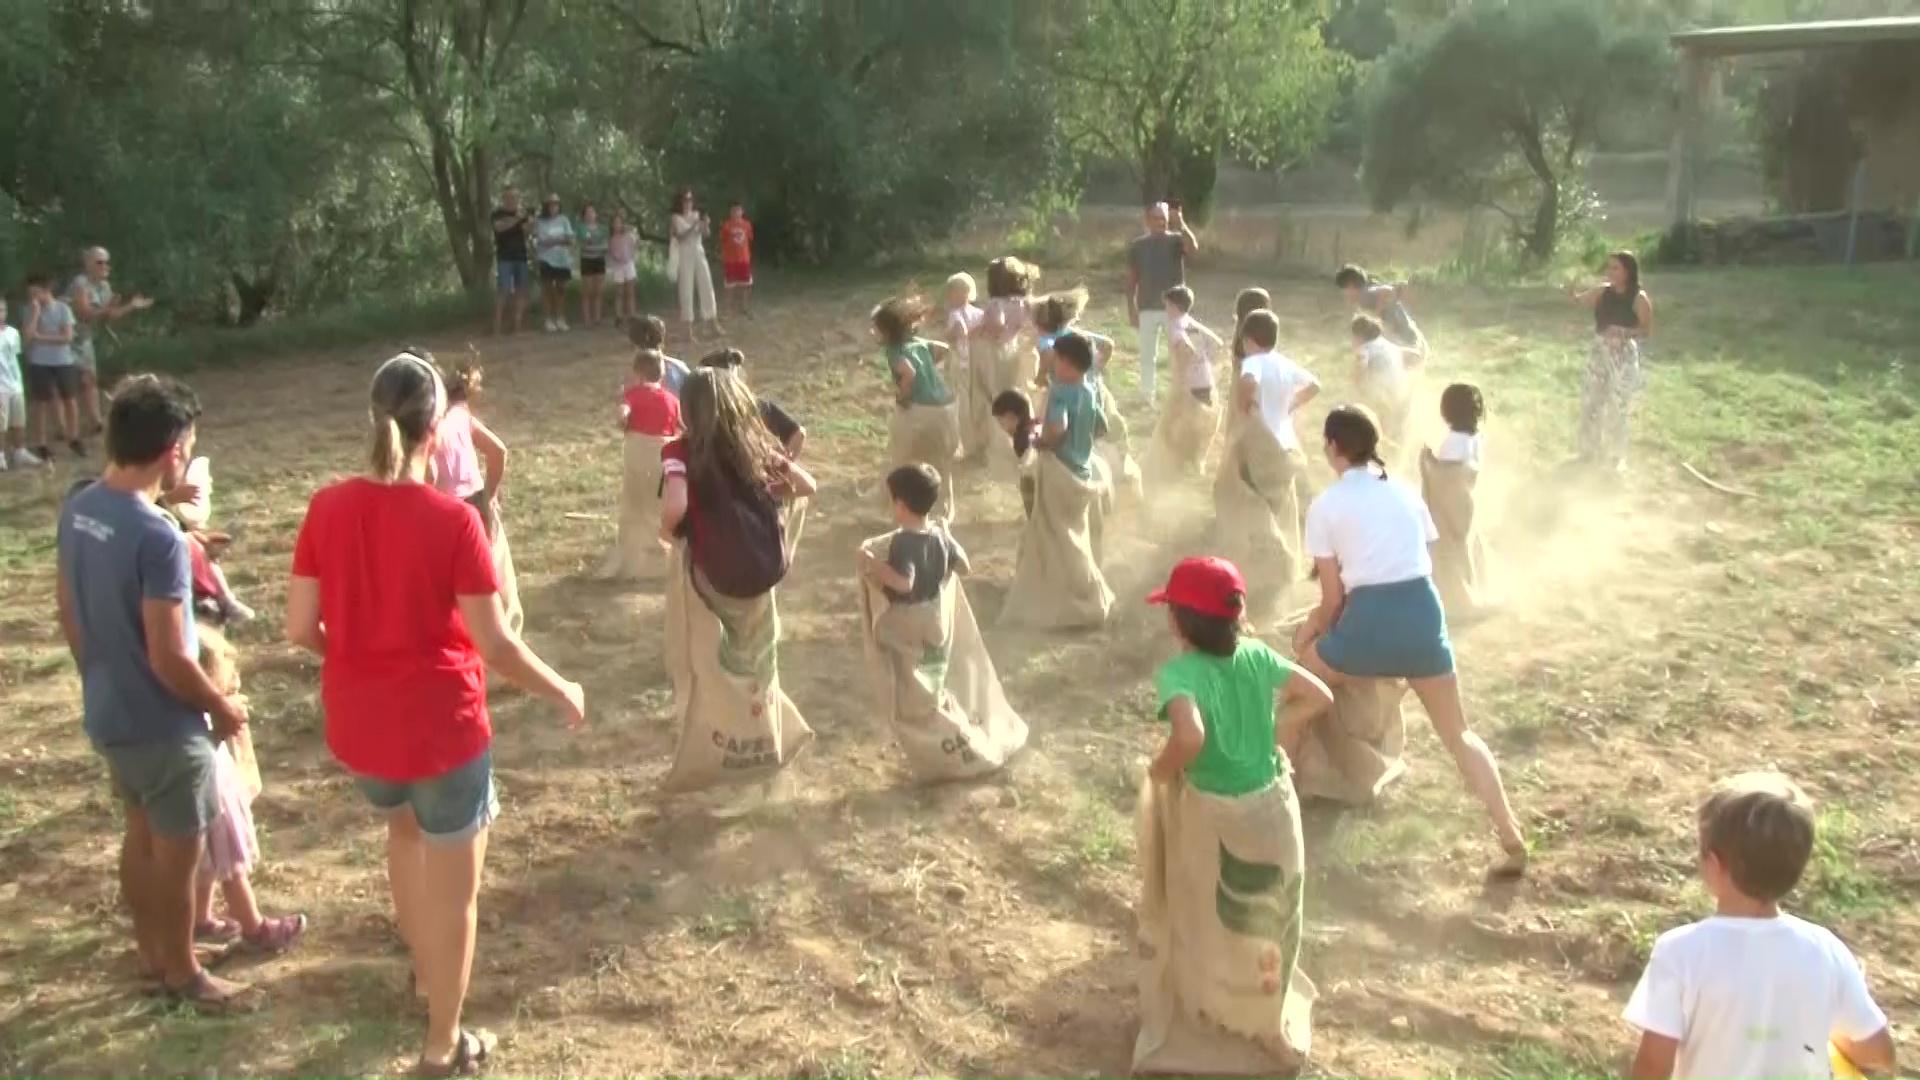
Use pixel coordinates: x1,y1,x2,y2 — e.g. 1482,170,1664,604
1292,405,1527,878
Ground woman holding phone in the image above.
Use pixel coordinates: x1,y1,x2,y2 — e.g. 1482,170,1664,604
667,187,721,342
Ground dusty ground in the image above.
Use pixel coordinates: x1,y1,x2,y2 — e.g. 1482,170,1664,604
1,254,1917,1079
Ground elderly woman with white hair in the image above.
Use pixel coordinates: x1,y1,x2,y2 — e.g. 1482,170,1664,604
285,351,585,1077
68,246,153,434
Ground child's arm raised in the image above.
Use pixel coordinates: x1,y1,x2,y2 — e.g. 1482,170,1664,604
469,416,508,505
1150,697,1205,783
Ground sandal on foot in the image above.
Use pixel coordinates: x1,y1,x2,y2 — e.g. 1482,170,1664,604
195,917,241,943
160,970,255,1015
414,1028,495,1079
1487,844,1530,882
242,913,307,955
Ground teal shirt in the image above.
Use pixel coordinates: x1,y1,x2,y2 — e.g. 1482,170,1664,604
1043,379,1099,479
887,339,953,407
1154,640,1297,796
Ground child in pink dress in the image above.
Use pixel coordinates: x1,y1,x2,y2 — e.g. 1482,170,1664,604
194,628,306,952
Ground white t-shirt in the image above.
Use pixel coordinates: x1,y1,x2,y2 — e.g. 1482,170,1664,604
1623,914,1886,1080
1304,467,1437,590
1436,430,1483,470
1238,350,1318,453
0,326,22,395
1357,338,1407,395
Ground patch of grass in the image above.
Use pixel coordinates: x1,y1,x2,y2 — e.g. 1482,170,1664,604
1802,806,1897,925
809,1046,876,1080
1477,1034,1611,1080
692,892,764,942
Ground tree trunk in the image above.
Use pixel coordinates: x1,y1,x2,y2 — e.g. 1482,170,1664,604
1140,119,1178,204
1528,177,1559,261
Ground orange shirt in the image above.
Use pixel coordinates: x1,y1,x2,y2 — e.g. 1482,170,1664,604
720,219,753,265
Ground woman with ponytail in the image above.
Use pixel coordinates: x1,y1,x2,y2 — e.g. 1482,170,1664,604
285,352,585,1078
1291,405,1528,880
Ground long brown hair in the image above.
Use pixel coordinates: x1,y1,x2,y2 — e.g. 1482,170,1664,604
678,368,778,493
1031,286,1089,334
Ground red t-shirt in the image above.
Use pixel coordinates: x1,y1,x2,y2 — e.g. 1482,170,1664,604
623,382,682,437
720,220,753,265
291,478,499,782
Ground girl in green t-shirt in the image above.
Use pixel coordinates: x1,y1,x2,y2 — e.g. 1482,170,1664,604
872,295,960,522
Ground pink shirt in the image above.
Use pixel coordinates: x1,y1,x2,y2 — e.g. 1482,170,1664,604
432,404,484,499
608,231,638,266
946,303,984,342
985,297,1028,342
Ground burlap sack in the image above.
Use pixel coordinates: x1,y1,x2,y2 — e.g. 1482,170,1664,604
1135,775,1315,1077
857,534,1028,781
1420,454,1488,617
1362,380,1417,474
1213,422,1303,590
999,452,1114,630
493,516,524,637
961,336,1001,461
596,432,669,580
661,544,814,793
1292,679,1409,806
783,495,809,565
1145,384,1220,488
888,403,961,523
1005,337,1037,396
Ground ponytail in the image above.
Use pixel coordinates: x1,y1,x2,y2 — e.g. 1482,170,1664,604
369,413,406,481
1370,450,1389,480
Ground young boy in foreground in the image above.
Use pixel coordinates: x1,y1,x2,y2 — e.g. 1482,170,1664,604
1624,773,1894,1079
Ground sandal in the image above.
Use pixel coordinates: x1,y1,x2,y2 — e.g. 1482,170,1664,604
241,913,307,955
160,969,256,1015
195,917,241,943
414,1028,496,1079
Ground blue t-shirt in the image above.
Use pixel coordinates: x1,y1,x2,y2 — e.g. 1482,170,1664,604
1044,379,1100,479
29,300,74,368
58,483,207,747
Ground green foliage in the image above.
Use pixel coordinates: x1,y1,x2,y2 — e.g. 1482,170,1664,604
1360,0,1670,262
1053,0,1346,215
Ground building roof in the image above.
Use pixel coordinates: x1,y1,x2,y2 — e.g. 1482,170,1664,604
1671,16,1920,58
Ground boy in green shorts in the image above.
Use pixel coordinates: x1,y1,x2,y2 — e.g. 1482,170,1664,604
1134,556,1332,1076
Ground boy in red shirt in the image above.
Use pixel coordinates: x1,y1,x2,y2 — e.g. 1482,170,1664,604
599,349,681,580
720,201,754,319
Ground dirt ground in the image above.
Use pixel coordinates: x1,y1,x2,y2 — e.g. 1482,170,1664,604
1,257,1917,1079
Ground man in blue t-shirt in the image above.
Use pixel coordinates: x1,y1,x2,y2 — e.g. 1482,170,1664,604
56,375,250,1010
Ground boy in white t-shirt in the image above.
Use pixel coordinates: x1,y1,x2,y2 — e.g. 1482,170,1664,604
1624,773,1894,1080
0,300,44,471
1235,310,1319,454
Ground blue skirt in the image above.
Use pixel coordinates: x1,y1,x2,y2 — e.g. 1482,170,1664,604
1317,576,1454,679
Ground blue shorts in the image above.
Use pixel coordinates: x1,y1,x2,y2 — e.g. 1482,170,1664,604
495,259,530,294
354,748,498,844
1317,577,1455,679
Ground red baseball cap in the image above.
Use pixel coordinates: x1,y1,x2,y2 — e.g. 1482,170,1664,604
1146,556,1247,619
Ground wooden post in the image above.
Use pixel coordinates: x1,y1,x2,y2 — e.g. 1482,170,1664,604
1665,50,1710,234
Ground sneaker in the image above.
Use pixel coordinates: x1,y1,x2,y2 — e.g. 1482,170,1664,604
556,319,570,332
544,319,557,333
11,448,43,468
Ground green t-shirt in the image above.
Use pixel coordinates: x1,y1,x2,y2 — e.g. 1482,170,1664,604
1154,640,1296,796
1043,378,1099,479
887,339,953,407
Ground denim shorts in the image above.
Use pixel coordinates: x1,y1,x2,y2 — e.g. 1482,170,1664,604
97,733,220,837
354,748,498,843
1317,576,1455,679
495,259,530,294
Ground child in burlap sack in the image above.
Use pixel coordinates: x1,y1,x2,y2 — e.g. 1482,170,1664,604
1216,309,1319,597
629,315,692,397
1350,314,1417,469
999,332,1115,630
991,389,1041,518
859,464,971,659
1136,556,1333,1077
872,295,960,523
1145,284,1224,485
983,257,1040,400
944,273,995,463
1420,383,1490,617
191,628,307,955
597,348,682,580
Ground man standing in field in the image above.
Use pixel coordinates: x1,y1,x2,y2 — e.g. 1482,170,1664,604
69,247,155,436
57,376,252,1010
1126,201,1200,410
491,186,533,335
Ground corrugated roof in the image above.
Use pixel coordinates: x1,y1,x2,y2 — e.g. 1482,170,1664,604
1671,16,1920,57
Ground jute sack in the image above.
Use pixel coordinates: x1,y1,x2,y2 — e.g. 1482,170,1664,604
888,403,961,522
493,516,524,637
1292,679,1409,806
856,533,1028,781
1006,337,1038,397
1361,380,1417,475
1212,422,1303,590
1135,775,1315,1077
999,452,1114,630
596,432,669,580
1097,389,1145,511
1420,454,1488,617
961,336,1001,461
1145,384,1220,489
661,543,814,793
783,495,809,565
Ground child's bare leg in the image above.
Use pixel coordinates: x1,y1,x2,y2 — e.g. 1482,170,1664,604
218,873,265,934
1407,672,1527,865
195,871,217,925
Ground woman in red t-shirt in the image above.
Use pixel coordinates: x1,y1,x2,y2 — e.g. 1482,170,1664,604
284,352,584,1078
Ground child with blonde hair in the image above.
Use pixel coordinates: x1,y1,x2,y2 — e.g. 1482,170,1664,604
873,294,960,523
1625,774,1893,1080
598,349,683,580
945,273,994,462
192,628,307,953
